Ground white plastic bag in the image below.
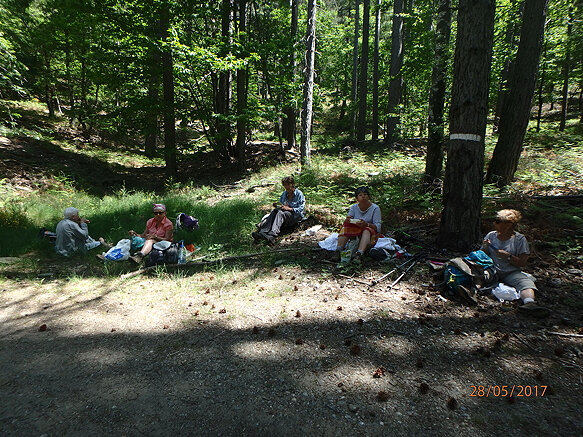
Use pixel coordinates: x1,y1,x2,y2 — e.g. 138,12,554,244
318,233,339,251
103,239,131,261
491,283,520,301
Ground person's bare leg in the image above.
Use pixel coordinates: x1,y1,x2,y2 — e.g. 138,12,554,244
140,239,155,256
520,288,536,303
357,230,371,253
336,236,349,251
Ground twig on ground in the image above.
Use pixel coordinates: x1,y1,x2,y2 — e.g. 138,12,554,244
545,331,583,338
338,274,370,286
512,333,541,353
120,248,304,279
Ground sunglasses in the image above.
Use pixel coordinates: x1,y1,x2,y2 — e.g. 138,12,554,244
494,219,508,224
154,211,165,215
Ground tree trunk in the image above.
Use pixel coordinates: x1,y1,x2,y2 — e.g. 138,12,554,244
283,0,299,151
536,41,547,132
236,0,248,169
492,0,521,135
356,0,370,142
384,0,404,145
424,0,451,185
371,0,381,141
559,5,573,131
161,1,177,179
144,31,161,158
300,0,317,167
217,0,233,160
437,0,496,252
351,0,360,140
485,0,548,187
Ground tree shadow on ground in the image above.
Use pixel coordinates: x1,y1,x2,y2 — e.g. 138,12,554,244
1,293,581,437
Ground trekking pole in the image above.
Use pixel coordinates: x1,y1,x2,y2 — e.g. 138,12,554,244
387,254,425,290
369,253,422,287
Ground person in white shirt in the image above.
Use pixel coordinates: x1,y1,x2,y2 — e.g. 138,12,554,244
335,186,382,261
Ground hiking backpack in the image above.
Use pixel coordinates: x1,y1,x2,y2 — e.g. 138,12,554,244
145,243,180,267
176,213,199,231
443,250,496,296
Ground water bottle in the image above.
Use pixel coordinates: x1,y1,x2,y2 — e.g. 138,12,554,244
177,241,186,264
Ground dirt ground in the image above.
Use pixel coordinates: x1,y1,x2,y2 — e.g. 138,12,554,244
1,225,582,437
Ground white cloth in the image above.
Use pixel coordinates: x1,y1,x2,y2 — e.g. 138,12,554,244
318,233,339,251
318,234,399,252
373,237,401,251
491,283,520,301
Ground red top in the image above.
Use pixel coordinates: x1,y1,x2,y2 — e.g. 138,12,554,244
145,217,174,241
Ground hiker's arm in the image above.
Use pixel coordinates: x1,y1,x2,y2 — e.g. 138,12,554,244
71,222,90,240
163,228,173,241
497,250,528,268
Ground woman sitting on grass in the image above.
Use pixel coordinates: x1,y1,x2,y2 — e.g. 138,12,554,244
129,203,173,263
336,186,382,262
252,175,305,245
482,209,549,317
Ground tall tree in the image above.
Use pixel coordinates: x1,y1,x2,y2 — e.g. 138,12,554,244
217,0,233,160
485,0,549,187
438,0,496,252
356,0,370,141
491,0,521,134
144,10,161,158
283,0,299,151
236,0,247,168
351,0,360,140
300,0,317,167
559,4,573,131
424,0,451,185
160,0,177,178
371,0,382,141
384,0,404,145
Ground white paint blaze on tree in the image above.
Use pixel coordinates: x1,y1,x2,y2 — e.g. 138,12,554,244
300,0,317,167
438,0,496,252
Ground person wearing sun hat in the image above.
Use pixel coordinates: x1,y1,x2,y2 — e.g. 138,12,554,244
129,203,174,263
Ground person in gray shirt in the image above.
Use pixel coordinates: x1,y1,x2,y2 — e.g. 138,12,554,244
482,209,549,317
55,207,105,257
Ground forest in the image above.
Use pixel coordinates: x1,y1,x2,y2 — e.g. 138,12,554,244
1,0,582,251
1,0,583,436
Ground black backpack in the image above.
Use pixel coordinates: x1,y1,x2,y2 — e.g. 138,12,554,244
145,243,179,267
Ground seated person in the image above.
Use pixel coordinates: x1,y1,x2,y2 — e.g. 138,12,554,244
252,176,305,245
129,203,173,263
55,207,107,257
482,209,549,317
336,186,382,261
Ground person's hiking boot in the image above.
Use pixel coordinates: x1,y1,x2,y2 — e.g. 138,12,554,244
328,250,341,262
457,284,478,305
251,231,263,244
517,301,551,318
352,251,363,265
129,252,144,264
263,234,276,246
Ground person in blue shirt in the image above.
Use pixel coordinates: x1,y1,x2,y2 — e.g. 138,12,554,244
252,176,305,245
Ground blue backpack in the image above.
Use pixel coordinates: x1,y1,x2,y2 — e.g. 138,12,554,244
443,250,495,295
